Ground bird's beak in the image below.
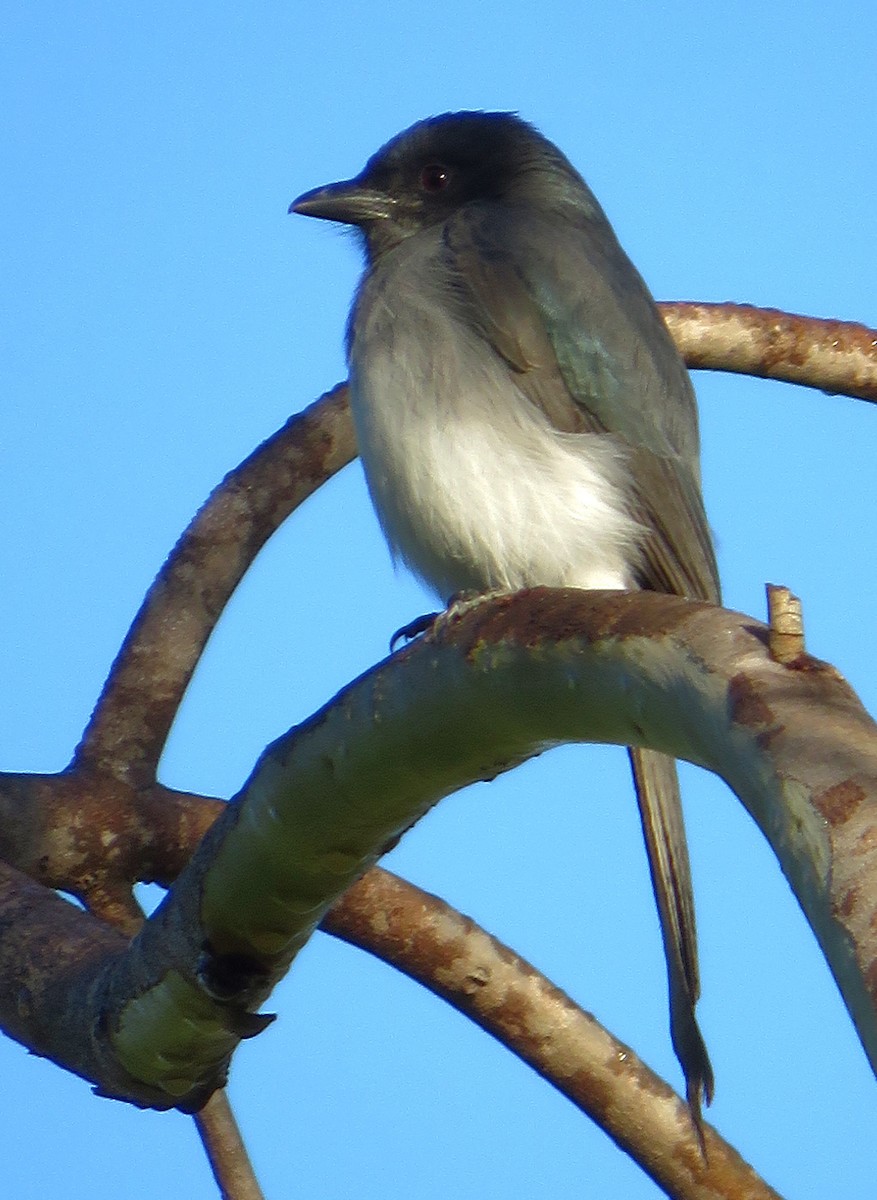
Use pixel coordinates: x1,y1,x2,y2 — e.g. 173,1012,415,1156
289,177,396,226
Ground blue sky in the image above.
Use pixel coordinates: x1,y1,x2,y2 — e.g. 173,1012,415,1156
2,3,875,1197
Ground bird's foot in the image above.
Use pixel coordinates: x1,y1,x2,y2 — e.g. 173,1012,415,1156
389,611,441,652
389,589,509,653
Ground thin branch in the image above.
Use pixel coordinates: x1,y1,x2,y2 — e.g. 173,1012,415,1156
195,1092,266,1200
325,867,784,1200
72,383,355,785
660,302,877,402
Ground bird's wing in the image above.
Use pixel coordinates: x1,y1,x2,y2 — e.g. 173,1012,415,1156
626,448,719,601
442,205,719,603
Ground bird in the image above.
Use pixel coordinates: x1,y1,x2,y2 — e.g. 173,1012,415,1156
290,111,719,1134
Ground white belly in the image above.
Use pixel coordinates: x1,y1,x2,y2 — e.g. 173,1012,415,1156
348,248,644,601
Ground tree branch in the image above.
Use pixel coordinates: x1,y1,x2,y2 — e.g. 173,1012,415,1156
0,771,223,898
68,305,876,796
4,302,874,1195
5,590,872,1129
195,1091,267,1200
0,847,780,1199
325,867,784,1200
72,383,355,785
660,302,877,402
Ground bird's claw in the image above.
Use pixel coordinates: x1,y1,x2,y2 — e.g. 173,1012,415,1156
389,611,440,653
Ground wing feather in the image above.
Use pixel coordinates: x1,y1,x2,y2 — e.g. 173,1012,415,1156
442,205,720,601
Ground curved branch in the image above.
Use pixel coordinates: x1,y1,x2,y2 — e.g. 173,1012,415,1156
12,590,869,1115
0,764,787,1194
70,304,875,792
660,302,877,402
325,867,783,1200
72,384,355,785
0,852,780,1200
133,589,877,1100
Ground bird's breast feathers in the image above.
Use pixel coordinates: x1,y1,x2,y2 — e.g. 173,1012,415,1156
348,238,645,600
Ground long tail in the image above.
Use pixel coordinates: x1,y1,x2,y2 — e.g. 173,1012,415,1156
628,746,714,1141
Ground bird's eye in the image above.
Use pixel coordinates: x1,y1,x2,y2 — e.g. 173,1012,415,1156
419,162,451,193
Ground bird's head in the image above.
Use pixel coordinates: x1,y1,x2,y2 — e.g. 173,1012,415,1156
290,111,595,259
